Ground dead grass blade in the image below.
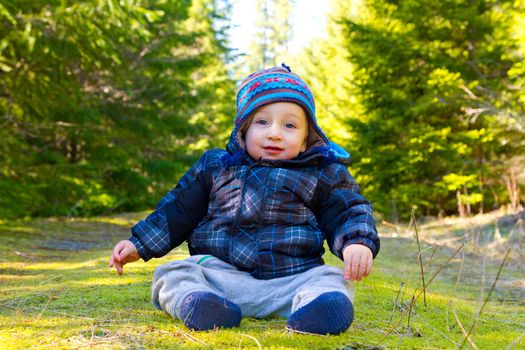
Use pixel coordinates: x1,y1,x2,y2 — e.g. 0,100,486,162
376,242,465,346
505,331,525,350
157,329,207,345
238,333,263,350
457,248,512,349
422,245,437,275
284,326,329,336
395,297,458,347
447,242,467,332
451,301,479,349
388,282,404,325
410,308,459,346
411,209,427,306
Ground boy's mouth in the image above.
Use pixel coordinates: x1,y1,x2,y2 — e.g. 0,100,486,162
263,146,284,154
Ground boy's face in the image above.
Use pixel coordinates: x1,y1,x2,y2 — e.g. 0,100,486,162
244,102,308,161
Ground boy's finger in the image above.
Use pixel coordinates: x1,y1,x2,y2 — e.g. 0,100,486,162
121,246,132,263
356,258,365,281
115,242,126,255
113,248,123,263
364,255,372,277
109,255,114,267
111,253,119,266
111,247,120,263
351,256,360,280
344,258,352,280
115,261,123,275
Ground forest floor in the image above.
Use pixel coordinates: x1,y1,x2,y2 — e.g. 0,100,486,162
0,209,524,349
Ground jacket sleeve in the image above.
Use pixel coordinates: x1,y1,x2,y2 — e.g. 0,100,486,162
314,163,380,260
129,150,221,261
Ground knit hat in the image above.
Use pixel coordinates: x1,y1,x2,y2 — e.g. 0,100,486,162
226,63,350,162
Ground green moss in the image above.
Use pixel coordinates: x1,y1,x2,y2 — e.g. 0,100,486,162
0,213,524,349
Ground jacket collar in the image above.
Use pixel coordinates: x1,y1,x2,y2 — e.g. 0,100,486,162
221,145,346,168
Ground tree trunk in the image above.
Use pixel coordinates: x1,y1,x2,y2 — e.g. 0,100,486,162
457,190,466,217
478,149,484,214
463,185,471,216
505,168,522,213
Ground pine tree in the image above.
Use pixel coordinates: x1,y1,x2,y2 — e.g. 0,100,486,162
0,0,234,218
241,0,294,73
338,0,525,218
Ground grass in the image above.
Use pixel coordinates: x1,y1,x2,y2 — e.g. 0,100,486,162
0,210,524,349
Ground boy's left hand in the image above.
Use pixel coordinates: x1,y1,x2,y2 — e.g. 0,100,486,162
343,244,373,282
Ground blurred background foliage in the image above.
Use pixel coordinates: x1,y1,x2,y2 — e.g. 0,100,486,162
0,0,524,221
0,0,234,218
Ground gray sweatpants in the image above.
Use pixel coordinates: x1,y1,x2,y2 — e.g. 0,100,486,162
151,255,354,320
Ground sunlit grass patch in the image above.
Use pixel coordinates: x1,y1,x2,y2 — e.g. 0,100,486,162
1,212,524,349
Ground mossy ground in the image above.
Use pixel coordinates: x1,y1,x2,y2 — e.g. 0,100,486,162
0,211,524,349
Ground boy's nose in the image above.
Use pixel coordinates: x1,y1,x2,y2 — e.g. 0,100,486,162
267,126,282,140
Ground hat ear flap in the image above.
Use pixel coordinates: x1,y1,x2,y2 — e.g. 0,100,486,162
306,123,324,149
301,139,307,153
235,114,254,150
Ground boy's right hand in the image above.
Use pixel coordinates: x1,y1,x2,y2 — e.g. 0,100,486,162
109,240,140,275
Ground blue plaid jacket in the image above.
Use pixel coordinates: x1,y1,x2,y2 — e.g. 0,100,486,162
129,148,379,280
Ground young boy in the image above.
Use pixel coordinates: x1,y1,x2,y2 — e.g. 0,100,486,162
109,64,380,335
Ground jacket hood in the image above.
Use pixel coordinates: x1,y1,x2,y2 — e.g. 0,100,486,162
225,64,350,166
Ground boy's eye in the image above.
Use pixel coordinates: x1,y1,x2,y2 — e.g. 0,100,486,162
284,122,297,129
255,119,268,125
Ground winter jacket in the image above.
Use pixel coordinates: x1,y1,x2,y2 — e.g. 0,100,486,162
129,146,380,280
